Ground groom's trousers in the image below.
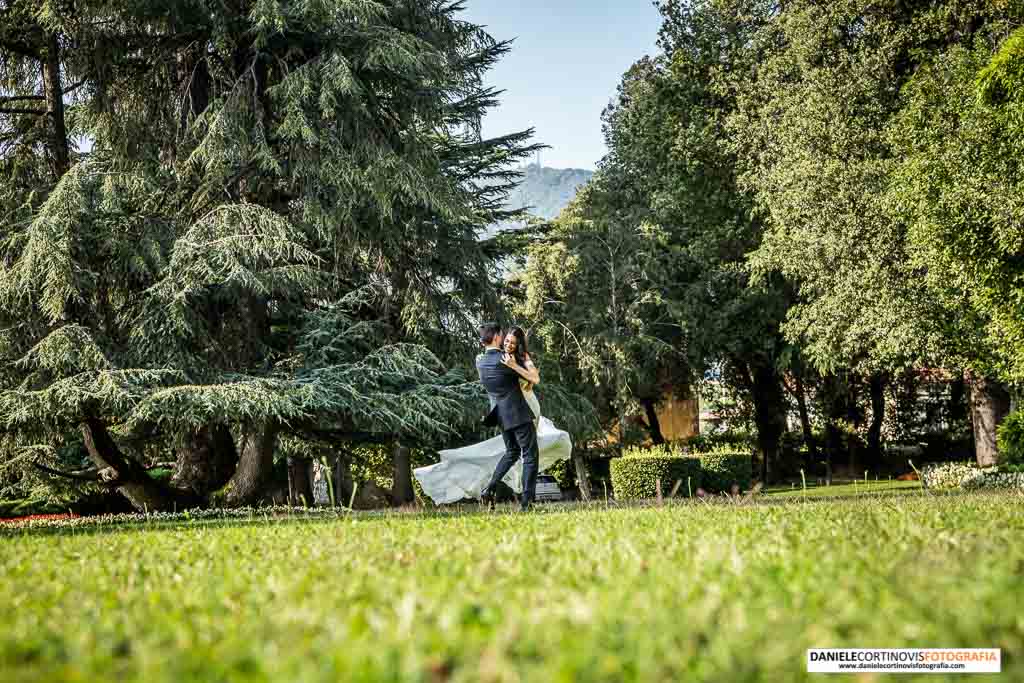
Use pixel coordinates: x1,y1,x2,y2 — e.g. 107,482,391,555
487,421,540,506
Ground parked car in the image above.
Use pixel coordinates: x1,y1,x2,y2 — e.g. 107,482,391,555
535,474,562,503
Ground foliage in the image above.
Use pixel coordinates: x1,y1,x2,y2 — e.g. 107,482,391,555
544,458,578,494
693,449,753,494
533,383,603,446
571,0,793,472
891,25,1024,381
736,0,1023,383
996,410,1024,467
611,444,702,499
680,431,754,454
4,496,1024,680
518,175,686,442
677,434,755,491
0,0,550,509
0,498,64,517
977,27,1024,104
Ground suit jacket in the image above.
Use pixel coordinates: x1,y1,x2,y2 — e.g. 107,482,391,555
477,349,534,431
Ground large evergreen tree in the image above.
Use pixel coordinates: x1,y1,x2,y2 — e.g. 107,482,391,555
0,0,540,510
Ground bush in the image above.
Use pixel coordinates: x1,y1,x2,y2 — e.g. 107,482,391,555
920,461,1024,491
697,450,753,493
0,498,65,517
997,410,1024,467
919,462,979,489
961,470,1024,491
546,458,578,494
611,445,702,499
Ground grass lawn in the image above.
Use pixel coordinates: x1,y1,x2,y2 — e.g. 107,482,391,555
2,492,1021,682
764,478,922,499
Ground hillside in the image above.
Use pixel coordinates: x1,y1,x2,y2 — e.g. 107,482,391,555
505,163,594,220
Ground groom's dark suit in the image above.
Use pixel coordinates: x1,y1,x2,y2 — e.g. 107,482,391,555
477,348,539,508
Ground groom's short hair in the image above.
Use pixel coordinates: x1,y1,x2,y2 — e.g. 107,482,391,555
479,322,502,345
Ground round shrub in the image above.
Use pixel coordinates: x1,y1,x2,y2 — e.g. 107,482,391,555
997,410,1024,467
610,448,702,500
697,450,752,493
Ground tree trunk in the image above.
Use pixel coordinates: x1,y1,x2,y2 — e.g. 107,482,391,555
224,423,278,506
967,372,1011,467
750,363,787,485
865,372,887,471
614,363,627,453
844,375,864,470
82,418,192,511
287,456,314,506
334,451,355,507
171,423,237,497
821,372,852,484
573,448,592,501
245,295,269,366
641,398,665,445
948,370,968,428
42,33,69,179
390,443,414,506
176,43,210,133
794,372,818,471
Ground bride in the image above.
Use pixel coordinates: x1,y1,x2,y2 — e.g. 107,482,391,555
414,326,573,505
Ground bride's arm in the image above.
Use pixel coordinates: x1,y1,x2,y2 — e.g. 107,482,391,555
501,353,540,386
523,355,540,386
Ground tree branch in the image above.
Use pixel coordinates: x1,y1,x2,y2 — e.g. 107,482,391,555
32,460,101,482
0,107,46,116
0,94,44,104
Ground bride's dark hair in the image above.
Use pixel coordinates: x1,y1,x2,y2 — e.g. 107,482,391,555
506,326,530,367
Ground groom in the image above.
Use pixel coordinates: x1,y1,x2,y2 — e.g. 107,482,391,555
477,322,539,512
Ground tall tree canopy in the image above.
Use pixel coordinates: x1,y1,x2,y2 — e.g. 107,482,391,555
540,0,792,476
518,171,685,446
733,0,1023,465
0,0,541,509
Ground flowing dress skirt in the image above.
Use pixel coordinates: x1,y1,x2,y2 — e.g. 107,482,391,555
413,394,572,505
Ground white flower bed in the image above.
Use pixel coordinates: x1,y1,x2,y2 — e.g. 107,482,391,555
0,506,348,531
961,470,1024,491
920,462,1024,491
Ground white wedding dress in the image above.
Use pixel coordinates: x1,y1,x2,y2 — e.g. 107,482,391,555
414,389,573,505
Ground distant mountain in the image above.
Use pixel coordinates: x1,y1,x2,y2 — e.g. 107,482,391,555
505,164,594,220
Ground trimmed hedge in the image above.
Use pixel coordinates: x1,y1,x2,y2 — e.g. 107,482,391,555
696,451,752,493
611,450,702,500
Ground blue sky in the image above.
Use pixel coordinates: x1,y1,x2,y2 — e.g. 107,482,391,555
461,1,663,171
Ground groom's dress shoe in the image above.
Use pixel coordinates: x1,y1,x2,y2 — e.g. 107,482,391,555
480,487,496,510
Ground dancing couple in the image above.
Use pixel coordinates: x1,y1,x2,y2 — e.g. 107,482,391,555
414,322,572,510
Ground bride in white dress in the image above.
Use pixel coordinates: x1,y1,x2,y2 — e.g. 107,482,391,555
414,327,573,505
